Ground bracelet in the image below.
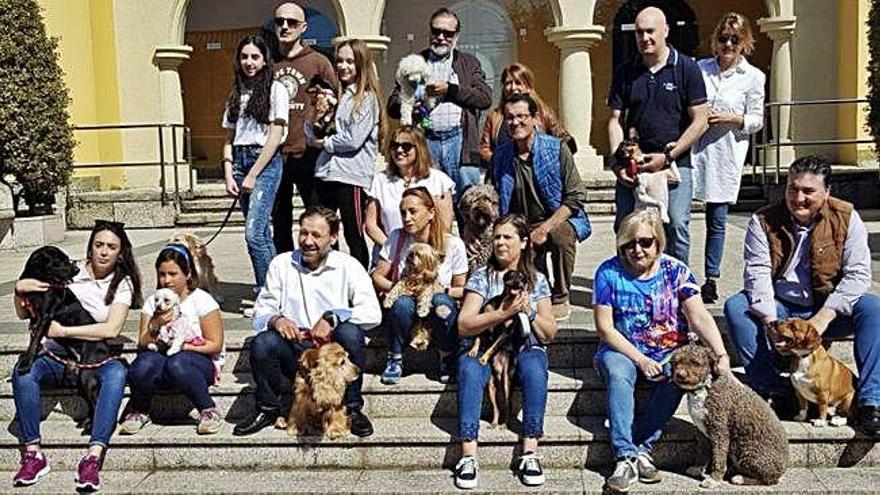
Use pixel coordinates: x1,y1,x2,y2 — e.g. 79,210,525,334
220,157,234,166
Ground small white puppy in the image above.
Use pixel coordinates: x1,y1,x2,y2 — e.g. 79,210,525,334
149,288,197,356
396,54,435,126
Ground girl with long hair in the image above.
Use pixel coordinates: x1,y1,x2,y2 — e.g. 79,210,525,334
221,34,290,298
311,38,387,268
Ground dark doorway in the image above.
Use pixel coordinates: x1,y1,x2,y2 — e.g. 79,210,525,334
612,0,698,68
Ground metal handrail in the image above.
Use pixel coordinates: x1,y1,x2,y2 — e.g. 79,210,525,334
749,98,874,185
72,123,193,207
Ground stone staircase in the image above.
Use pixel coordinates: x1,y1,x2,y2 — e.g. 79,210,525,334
1,311,878,493
176,183,305,227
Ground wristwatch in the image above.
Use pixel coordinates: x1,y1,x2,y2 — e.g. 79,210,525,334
321,310,340,329
663,147,674,166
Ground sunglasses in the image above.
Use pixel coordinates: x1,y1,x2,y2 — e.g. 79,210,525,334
622,237,655,251
390,140,416,153
430,27,458,39
274,17,304,28
716,34,740,45
94,219,126,230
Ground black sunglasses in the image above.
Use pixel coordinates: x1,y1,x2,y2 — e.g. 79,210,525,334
430,27,458,39
274,17,304,28
94,219,126,230
390,140,416,153
622,237,655,251
716,34,740,45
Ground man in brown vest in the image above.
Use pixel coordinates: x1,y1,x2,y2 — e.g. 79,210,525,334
724,155,880,435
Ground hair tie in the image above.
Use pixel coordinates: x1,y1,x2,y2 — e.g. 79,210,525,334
161,243,193,270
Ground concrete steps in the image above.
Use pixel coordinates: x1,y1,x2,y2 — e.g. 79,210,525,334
176,183,304,227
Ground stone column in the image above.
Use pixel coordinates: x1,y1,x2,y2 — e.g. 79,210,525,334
757,16,796,168
154,45,193,190
545,25,606,178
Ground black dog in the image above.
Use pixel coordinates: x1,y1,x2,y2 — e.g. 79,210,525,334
17,246,116,428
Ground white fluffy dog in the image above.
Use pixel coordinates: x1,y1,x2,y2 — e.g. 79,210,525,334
395,54,435,126
148,288,197,356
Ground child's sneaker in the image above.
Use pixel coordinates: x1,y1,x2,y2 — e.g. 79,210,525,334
380,356,403,385
516,451,545,486
453,455,479,489
12,451,49,487
197,408,222,435
75,455,102,492
119,412,150,435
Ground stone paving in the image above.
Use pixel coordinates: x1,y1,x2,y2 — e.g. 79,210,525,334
0,212,877,321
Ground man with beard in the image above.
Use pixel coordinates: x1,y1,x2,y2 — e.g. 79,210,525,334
491,93,590,322
387,7,492,207
271,2,337,254
233,206,381,438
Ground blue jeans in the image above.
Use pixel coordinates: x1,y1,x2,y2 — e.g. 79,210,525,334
248,322,366,414
232,145,282,293
385,293,459,357
595,348,683,460
457,347,549,440
704,202,729,279
426,127,481,204
12,355,127,448
127,350,216,413
614,166,693,264
724,292,880,406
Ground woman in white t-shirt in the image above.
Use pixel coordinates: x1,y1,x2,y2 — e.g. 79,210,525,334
365,125,455,259
12,220,143,491
120,245,224,436
221,35,289,296
371,187,468,385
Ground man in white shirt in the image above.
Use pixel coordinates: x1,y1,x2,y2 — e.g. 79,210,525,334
232,207,381,437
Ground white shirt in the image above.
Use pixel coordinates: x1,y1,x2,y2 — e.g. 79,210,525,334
366,170,455,233
142,288,225,372
222,80,290,146
378,229,468,287
69,261,133,322
692,57,765,203
253,250,381,333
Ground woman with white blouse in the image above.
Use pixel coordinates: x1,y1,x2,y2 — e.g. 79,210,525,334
692,12,766,303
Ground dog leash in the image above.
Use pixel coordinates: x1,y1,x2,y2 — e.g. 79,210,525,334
202,197,238,248
41,344,120,370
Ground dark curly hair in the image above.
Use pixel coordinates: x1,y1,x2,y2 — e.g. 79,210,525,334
225,35,275,125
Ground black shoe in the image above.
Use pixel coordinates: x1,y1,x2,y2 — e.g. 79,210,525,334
232,410,277,436
348,409,374,438
701,279,718,304
857,405,880,436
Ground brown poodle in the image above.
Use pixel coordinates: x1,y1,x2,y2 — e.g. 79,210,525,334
285,343,359,439
383,243,444,351
458,184,499,275
769,318,856,426
671,344,788,488
168,231,220,296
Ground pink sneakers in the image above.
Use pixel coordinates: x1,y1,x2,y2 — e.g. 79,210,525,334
75,455,102,492
12,451,50,487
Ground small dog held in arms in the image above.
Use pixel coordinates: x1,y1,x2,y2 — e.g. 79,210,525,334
306,74,338,138
383,243,444,351
395,53,436,127
671,344,788,488
467,270,531,427
148,288,199,356
613,130,680,223
458,184,500,276
285,343,359,438
167,231,219,296
768,318,856,427
17,246,116,429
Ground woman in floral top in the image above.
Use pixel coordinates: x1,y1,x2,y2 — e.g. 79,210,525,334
593,210,728,493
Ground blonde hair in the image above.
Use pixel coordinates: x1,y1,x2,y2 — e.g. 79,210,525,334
616,209,666,257
336,39,388,147
711,12,755,56
384,125,432,181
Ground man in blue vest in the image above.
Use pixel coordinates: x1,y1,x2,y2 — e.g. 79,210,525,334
492,93,590,321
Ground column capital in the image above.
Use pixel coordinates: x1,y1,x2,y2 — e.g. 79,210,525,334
757,16,796,41
332,35,392,54
153,45,193,70
544,25,605,51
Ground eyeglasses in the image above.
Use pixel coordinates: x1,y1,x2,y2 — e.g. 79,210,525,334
430,27,458,39
622,237,655,251
716,34,740,45
390,140,416,153
275,17,304,29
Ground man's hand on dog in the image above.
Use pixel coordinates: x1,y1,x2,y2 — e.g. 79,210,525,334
638,153,667,173
272,316,304,341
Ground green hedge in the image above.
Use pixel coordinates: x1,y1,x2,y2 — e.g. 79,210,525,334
0,0,75,214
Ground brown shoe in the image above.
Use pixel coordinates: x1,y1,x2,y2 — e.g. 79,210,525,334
551,302,571,322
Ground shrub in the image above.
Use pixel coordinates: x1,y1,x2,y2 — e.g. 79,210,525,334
0,0,75,214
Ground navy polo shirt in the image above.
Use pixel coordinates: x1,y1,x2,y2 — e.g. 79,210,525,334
607,48,707,167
